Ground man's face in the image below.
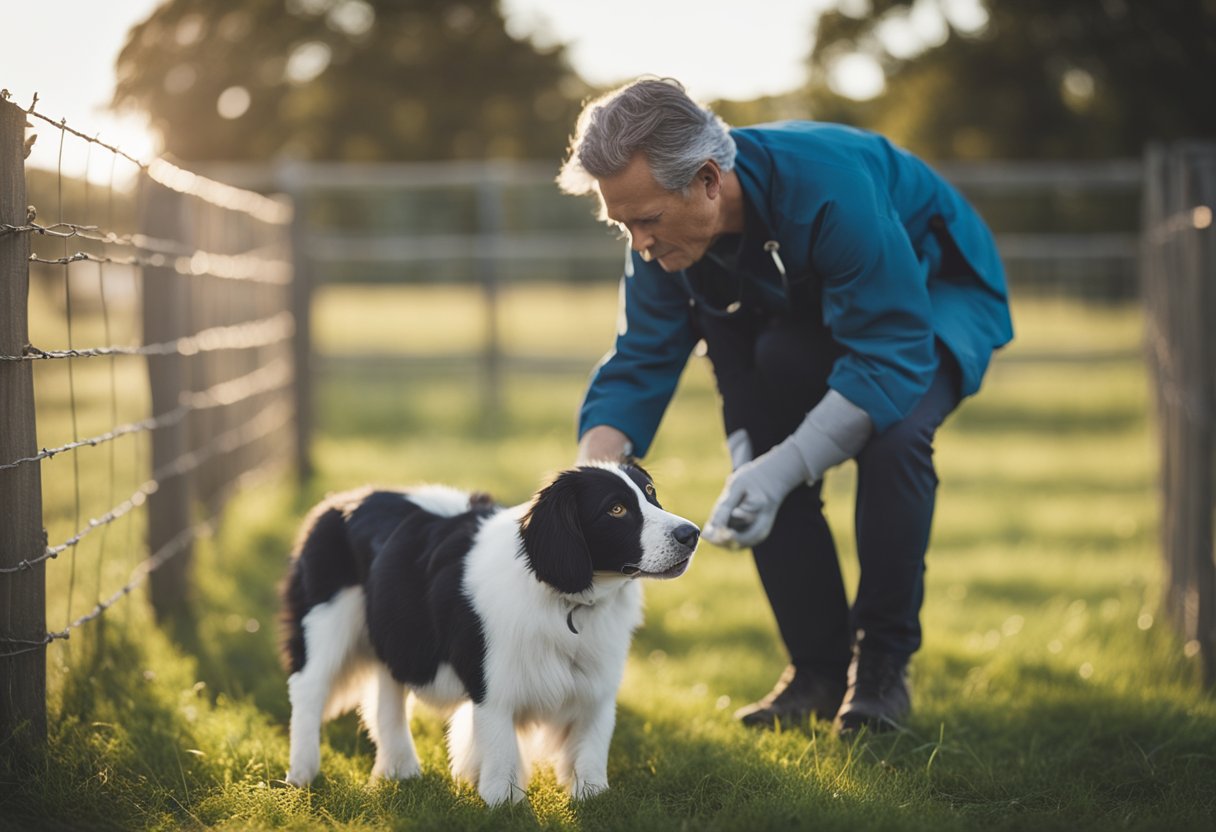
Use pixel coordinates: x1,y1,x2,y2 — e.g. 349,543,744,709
597,153,720,273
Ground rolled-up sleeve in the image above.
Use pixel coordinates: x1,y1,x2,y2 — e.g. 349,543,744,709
578,258,699,457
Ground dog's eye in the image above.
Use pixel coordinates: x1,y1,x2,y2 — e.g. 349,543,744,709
608,503,627,518
644,483,655,497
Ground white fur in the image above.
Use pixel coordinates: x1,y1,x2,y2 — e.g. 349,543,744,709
397,484,477,518
287,587,374,786
285,468,697,806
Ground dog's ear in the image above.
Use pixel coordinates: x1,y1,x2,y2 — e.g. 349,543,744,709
519,470,594,594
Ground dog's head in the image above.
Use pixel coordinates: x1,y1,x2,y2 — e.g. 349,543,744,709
519,463,699,595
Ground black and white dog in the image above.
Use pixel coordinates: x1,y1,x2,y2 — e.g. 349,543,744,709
281,463,698,804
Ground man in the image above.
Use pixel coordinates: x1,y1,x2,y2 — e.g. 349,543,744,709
559,78,1012,734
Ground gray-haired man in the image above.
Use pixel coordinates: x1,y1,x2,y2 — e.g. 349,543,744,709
561,78,1012,734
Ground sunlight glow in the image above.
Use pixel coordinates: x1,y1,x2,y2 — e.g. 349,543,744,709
500,0,836,101
21,104,156,189
827,52,886,100
286,42,334,84
216,86,252,120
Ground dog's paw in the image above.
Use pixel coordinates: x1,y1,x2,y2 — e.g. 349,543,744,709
478,777,525,807
571,777,608,800
285,765,318,787
371,755,422,782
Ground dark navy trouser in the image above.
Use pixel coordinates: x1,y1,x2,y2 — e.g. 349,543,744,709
697,308,963,681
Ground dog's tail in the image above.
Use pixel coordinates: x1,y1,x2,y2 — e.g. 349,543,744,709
279,500,356,675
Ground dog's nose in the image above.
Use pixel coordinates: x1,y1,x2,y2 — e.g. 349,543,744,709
672,523,699,549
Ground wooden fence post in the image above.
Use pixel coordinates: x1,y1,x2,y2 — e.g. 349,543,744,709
0,98,47,756
140,176,193,621
282,163,313,482
476,166,504,423
1142,142,1216,688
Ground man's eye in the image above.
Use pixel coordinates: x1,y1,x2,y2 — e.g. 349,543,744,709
608,504,627,517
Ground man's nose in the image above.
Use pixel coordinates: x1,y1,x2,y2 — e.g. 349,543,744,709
629,227,654,253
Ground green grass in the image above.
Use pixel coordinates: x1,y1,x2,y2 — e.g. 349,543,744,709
4,285,1215,831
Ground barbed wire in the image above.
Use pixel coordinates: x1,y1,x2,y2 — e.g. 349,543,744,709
0,442,289,659
2,219,285,267
0,89,297,666
0,310,293,362
0,398,292,576
0,220,106,240
5,90,146,170
2,89,292,225
28,249,291,284
0,518,218,659
0,358,291,473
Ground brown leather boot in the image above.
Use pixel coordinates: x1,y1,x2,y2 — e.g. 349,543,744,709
833,647,911,735
734,665,846,729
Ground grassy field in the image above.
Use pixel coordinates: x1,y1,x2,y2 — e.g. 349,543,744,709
4,284,1215,831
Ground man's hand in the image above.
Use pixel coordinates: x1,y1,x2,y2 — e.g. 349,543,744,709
577,425,633,465
703,440,810,548
704,390,874,549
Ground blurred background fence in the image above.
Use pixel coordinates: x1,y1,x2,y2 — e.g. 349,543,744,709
208,154,1144,412
0,96,296,754
1141,142,1216,686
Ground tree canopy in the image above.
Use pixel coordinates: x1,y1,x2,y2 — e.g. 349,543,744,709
113,0,587,162
791,0,1216,159
114,0,1216,164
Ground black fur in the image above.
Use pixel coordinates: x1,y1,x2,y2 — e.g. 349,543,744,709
281,464,674,711
281,488,495,703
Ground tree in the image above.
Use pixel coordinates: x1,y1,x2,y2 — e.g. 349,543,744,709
112,0,588,162
792,0,1216,159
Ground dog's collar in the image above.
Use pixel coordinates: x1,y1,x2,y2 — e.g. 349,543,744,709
566,599,595,635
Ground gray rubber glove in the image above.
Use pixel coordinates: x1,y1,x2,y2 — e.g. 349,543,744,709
703,439,809,548
704,390,873,548
726,428,753,470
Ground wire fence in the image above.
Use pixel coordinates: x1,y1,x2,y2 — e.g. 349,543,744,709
0,91,299,755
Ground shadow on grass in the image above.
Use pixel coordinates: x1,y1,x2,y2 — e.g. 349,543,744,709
158,502,312,724
931,524,1149,554
21,607,1212,831
942,574,1137,608
950,401,1144,437
0,624,215,831
894,655,1216,826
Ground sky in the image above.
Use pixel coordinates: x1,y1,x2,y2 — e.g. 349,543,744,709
1,0,839,177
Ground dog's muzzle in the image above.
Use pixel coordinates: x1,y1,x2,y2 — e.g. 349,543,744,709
622,523,700,579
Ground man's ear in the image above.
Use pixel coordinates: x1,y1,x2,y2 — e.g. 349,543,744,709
519,470,594,594
700,160,722,199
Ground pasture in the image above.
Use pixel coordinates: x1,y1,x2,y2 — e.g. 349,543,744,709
4,284,1215,831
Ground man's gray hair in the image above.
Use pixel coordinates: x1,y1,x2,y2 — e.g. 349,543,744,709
557,78,736,196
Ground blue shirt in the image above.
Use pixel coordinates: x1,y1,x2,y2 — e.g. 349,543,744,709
579,122,1015,456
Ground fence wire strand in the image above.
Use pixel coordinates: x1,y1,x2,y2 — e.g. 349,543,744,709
0,517,219,659
0,398,291,575
28,249,291,284
1,90,297,672
1,90,291,224
56,116,84,631
0,357,290,474
0,310,293,363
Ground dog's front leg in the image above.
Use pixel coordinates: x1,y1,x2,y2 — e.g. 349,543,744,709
473,704,525,806
564,697,616,800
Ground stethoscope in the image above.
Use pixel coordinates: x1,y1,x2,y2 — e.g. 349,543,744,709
621,238,793,319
